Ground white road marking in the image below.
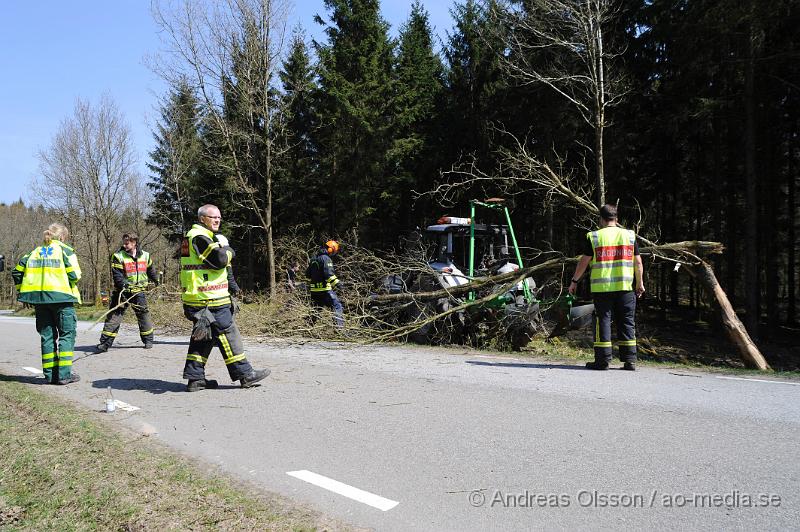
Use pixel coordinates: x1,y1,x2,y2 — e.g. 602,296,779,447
287,470,399,511
112,400,140,412
716,376,800,387
22,367,43,375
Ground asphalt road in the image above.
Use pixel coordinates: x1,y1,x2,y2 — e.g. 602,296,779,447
1,314,798,531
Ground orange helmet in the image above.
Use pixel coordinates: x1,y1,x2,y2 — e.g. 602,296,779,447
325,240,340,255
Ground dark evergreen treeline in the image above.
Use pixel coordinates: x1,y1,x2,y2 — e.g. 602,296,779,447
147,0,800,340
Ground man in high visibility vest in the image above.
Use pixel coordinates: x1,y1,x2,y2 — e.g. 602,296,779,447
12,223,82,384
180,204,270,392
306,240,344,328
96,232,159,352
568,204,645,371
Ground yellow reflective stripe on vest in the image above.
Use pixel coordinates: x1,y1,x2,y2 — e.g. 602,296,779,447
114,250,150,287
198,242,220,262
310,274,338,292
180,224,230,304
19,243,78,301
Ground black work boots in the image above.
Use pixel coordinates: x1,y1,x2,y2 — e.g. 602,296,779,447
186,368,271,392
240,368,271,388
55,373,81,385
585,361,636,371
186,379,219,392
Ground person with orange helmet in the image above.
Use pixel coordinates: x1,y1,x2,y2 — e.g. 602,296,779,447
306,240,344,328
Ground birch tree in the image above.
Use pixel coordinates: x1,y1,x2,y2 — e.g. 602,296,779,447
152,0,291,295
34,96,138,303
492,0,626,206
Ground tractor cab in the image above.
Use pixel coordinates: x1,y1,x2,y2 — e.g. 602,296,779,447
422,199,535,305
422,221,518,289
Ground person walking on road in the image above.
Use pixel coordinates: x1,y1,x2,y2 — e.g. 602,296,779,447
307,240,344,328
180,204,270,392
96,232,159,352
568,204,645,371
12,223,82,384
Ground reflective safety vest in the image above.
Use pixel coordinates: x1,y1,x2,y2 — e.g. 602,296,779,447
307,253,339,292
180,224,231,307
15,240,82,304
588,226,636,293
113,249,151,292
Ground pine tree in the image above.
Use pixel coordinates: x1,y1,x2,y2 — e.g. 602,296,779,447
441,0,504,174
147,78,210,242
389,1,445,235
314,0,395,245
276,30,321,230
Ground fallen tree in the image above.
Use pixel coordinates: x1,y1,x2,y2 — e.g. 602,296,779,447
368,240,725,305
418,128,770,369
685,261,769,370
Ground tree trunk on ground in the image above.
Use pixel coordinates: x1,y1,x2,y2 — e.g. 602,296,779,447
687,261,770,370
368,241,770,370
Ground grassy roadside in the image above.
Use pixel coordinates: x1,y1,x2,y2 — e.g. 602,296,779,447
0,379,343,531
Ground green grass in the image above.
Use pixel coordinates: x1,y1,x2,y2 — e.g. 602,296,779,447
0,378,344,531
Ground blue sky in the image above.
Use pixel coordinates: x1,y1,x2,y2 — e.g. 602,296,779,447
0,0,456,205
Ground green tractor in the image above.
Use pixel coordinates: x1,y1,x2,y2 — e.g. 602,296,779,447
382,198,593,348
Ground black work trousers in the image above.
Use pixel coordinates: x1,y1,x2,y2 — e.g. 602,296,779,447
99,291,154,346
592,290,637,364
182,304,253,382
311,290,344,328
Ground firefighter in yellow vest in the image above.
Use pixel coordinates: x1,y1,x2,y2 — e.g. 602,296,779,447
12,223,82,384
180,204,270,392
96,232,159,352
568,204,645,371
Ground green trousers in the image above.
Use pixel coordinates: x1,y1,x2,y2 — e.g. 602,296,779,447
34,303,77,382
